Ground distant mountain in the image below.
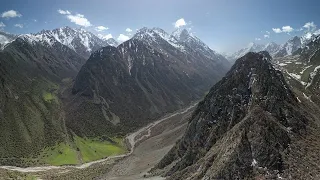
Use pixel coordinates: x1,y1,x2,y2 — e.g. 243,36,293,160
263,42,281,56
106,38,119,47
229,42,265,61
0,31,17,50
274,34,320,105
274,36,302,58
228,42,281,61
68,27,230,138
274,31,320,58
153,52,320,179
97,34,119,47
229,32,320,61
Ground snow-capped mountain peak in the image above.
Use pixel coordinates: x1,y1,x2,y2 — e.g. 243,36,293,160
17,26,111,58
229,42,265,60
133,27,185,51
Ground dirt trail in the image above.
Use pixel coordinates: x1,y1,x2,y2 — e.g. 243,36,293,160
0,103,197,174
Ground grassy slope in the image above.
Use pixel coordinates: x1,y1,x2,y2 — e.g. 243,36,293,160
74,136,126,163
37,136,126,165
38,143,78,166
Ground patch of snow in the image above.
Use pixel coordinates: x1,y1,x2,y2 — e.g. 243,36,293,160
303,93,313,103
279,63,287,66
306,65,320,88
251,159,258,166
288,73,301,80
127,55,133,75
296,97,301,103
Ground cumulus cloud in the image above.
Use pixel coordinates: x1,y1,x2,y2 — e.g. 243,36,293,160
174,18,187,28
264,34,270,38
95,26,108,32
272,26,294,34
1,10,22,18
67,14,91,27
14,24,23,28
58,9,91,27
0,22,5,28
255,38,261,41
126,28,132,33
303,22,316,30
98,34,113,40
266,31,270,34
117,34,130,42
272,28,282,33
57,9,71,15
282,26,294,33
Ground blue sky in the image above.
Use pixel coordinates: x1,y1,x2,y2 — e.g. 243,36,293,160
0,0,319,53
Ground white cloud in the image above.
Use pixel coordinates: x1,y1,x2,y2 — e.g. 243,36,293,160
303,22,316,30
272,28,282,33
174,18,187,28
0,22,5,28
14,24,23,28
1,10,22,18
98,34,113,40
255,38,261,41
66,14,91,27
264,34,270,38
117,34,130,42
266,31,270,34
95,26,108,32
58,9,91,27
282,26,294,33
272,26,294,34
58,9,71,15
126,28,132,32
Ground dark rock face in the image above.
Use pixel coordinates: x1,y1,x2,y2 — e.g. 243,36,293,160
154,52,311,179
69,28,231,137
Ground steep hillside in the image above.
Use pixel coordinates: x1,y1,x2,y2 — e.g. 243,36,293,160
153,52,320,179
0,33,86,166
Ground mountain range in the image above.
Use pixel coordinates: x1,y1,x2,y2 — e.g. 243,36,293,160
228,30,320,61
0,26,230,167
2,22,320,180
